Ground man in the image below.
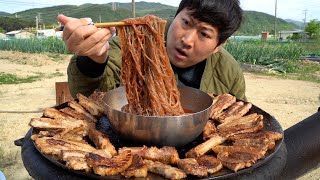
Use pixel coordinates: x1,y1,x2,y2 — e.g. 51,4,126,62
58,0,247,101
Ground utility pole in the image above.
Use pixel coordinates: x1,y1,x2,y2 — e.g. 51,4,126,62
36,15,38,36
274,0,277,40
99,15,101,23
303,9,308,29
37,13,42,30
132,0,135,18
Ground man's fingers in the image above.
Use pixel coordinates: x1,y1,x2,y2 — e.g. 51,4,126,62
74,28,113,55
84,34,111,57
62,17,93,41
57,14,78,25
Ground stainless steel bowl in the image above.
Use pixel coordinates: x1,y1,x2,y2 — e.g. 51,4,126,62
102,86,213,146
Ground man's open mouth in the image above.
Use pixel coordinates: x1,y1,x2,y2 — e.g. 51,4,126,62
176,48,187,57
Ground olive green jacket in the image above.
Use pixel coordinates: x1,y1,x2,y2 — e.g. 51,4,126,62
67,36,247,101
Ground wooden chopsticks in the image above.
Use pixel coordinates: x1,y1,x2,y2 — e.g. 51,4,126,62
55,21,143,31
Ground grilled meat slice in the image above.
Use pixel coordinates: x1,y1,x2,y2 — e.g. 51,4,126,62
202,120,217,141
177,158,208,177
86,150,132,176
29,117,84,129
66,157,91,172
60,107,96,129
217,101,244,122
227,131,283,142
43,108,75,121
34,137,96,156
61,149,112,162
68,100,97,123
221,161,247,172
217,113,264,137
60,150,88,161
233,137,275,151
196,155,223,174
121,154,148,178
213,145,266,172
119,146,179,165
212,145,266,158
218,102,252,123
88,129,117,156
77,93,104,117
217,113,261,129
144,159,187,179
186,134,226,158
118,146,146,155
210,94,236,120
38,129,64,137
229,131,283,151
62,149,113,172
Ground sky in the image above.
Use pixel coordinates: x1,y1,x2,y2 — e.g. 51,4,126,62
0,0,319,22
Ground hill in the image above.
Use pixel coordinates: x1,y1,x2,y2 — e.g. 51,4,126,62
2,2,299,35
285,19,304,28
0,11,11,16
239,11,298,35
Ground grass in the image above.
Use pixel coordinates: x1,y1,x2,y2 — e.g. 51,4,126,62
246,60,320,84
0,72,41,84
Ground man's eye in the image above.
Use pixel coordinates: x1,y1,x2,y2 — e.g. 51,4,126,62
182,19,189,25
201,32,209,38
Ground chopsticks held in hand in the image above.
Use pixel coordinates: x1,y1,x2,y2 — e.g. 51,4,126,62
55,21,143,31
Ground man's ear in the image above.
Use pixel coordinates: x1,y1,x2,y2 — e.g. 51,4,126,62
212,40,226,54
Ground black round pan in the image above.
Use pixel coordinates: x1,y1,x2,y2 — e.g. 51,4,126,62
32,101,284,179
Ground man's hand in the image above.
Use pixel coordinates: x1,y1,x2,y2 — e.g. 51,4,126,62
57,14,116,64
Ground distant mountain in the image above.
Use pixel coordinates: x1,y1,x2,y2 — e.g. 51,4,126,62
285,19,304,28
0,11,11,16
2,3,299,35
239,11,299,35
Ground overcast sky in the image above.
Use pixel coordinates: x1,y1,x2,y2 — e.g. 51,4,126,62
1,0,319,22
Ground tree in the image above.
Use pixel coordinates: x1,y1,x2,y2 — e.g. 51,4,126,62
0,16,33,32
304,19,320,39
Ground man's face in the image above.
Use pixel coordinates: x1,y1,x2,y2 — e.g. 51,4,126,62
166,9,223,68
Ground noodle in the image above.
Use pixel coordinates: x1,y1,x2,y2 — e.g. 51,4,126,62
117,15,184,116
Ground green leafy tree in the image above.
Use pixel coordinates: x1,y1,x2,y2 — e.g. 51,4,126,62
305,19,320,39
290,33,302,41
0,17,33,32
0,27,5,33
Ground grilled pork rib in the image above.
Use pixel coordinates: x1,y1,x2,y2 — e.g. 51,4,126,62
121,154,148,178
88,129,117,156
218,102,252,123
119,146,179,165
196,155,223,174
177,158,208,177
210,94,236,120
144,159,187,179
68,100,97,123
86,150,132,176
77,93,104,117
34,137,96,156
202,120,217,141
212,145,266,172
29,117,84,129
186,134,226,158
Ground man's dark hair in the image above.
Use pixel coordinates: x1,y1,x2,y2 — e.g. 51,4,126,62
176,0,243,45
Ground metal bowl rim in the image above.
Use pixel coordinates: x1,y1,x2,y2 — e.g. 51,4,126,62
104,86,213,119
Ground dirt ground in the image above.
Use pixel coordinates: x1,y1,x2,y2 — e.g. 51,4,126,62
0,50,319,180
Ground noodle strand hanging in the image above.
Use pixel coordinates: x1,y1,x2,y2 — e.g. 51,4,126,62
117,15,184,116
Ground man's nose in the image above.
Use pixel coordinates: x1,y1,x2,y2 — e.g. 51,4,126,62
181,31,196,49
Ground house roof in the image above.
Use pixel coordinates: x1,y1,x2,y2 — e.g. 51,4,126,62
6,30,23,35
278,30,306,34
